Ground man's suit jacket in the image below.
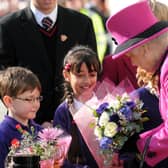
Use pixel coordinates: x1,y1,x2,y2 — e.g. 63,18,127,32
0,5,97,124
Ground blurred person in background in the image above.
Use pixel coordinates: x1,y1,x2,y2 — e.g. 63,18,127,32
0,0,19,16
0,0,29,17
59,0,108,63
86,0,109,30
85,0,112,56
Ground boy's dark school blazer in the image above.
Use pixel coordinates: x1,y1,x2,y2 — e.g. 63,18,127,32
0,5,97,123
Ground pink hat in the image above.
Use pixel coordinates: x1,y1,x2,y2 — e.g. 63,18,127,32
106,1,168,59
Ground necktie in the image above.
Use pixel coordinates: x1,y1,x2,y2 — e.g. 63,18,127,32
41,17,53,31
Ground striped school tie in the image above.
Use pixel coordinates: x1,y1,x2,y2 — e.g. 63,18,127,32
41,17,53,31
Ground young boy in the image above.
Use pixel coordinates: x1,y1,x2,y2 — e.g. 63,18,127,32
0,67,43,167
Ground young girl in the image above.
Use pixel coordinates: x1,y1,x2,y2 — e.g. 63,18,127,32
0,67,43,167
53,45,101,167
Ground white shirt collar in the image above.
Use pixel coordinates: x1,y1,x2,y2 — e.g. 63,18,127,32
72,92,97,111
68,98,84,116
73,98,84,111
30,3,58,27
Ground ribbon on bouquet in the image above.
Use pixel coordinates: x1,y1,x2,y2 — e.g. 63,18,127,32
40,131,72,168
71,101,104,167
56,132,72,165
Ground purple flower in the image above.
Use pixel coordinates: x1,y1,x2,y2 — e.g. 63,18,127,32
100,137,112,150
110,114,119,123
96,102,109,115
119,105,133,121
125,101,136,109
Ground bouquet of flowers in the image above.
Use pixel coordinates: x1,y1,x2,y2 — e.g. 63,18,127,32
7,125,72,168
93,93,146,166
71,79,147,168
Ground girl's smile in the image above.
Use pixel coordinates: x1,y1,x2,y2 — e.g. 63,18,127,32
64,62,97,101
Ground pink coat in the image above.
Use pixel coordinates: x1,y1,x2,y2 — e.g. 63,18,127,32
137,54,168,167
101,55,138,89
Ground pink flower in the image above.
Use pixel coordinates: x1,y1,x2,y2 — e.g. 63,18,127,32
40,159,54,168
38,128,63,142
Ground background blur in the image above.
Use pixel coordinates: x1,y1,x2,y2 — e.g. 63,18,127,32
0,0,167,17
0,0,29,17
106,0,168,15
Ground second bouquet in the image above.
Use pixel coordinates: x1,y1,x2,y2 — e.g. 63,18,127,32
7,126,72,168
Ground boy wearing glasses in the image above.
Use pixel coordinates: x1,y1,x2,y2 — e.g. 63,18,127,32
0,66,43,167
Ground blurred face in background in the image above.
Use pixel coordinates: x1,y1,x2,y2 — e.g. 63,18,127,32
65,0,83,11
0,0,19,16
32,0,57,14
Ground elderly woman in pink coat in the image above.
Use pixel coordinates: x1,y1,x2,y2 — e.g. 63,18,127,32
106,1,168,167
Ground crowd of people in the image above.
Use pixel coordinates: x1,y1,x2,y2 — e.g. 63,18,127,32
0,0,29,17
0,0,168,168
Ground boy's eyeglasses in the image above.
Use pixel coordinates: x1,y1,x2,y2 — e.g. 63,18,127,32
14,96,43,103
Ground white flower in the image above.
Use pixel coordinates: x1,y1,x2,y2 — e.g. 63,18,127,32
94,126,103,140
111,99,120,110
121,93,130,101
104,122,118,138
99,112,110,127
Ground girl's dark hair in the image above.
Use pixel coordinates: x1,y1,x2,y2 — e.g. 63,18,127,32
0,66,41,98
63,45,101,106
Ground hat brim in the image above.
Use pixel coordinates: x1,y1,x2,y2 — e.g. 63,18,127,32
112,21,168,59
